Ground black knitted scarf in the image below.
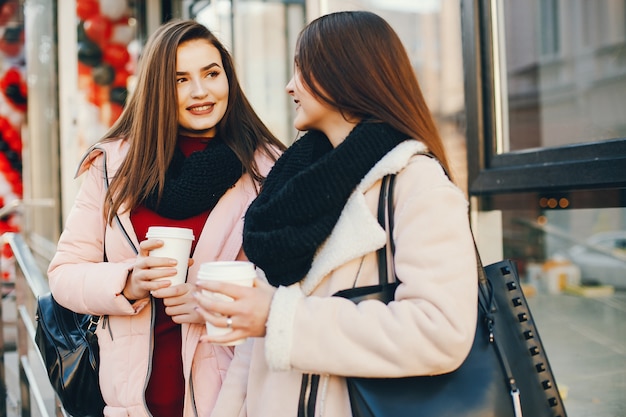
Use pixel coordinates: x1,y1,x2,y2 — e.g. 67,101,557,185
243,122,409,287
144,136,243,219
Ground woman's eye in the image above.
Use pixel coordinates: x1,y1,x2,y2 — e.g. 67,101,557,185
176,77,187,84
206,70,220,78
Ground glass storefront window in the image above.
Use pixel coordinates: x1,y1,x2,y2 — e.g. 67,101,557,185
499,0,626,152
465,1,626,413
496,202,626,416
500,205,626,289
488,0,626,297
324,0,468,192
192,0,306,146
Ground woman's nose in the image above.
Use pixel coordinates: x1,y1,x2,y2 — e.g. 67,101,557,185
286,76,295,94
191,78,208,99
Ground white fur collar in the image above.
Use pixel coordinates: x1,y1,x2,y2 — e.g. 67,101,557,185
298,140,427,295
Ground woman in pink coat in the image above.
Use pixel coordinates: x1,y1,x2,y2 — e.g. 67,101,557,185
196,11,477,417
47,19,284,417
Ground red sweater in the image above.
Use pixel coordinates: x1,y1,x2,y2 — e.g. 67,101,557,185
130,136,210,417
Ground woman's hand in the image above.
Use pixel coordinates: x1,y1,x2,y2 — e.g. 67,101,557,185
154,282,204,324
121,238,180,301
194,278,276,344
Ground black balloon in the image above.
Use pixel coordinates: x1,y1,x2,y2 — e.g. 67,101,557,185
2,25,23,43
5,149,20,164
77,41,102,67
110,86,128,106
92,64,115,86
77,21,87,43
4,83,26,105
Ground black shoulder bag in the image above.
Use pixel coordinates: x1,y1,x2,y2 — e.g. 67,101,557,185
35,294,106,417
300,174,567,417
35,147,138,417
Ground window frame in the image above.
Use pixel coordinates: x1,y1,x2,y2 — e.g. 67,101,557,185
461,0,626,201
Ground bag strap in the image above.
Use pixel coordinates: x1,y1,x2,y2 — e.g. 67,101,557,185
376,174,396,286
99,145,138,255
379,154,483,287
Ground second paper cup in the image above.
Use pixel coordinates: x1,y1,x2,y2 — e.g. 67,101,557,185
197,261,256,345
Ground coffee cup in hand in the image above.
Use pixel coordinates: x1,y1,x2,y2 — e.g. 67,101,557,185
145,226,195,286
197,261,256,346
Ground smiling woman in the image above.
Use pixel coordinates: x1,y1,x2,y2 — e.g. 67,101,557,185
46,19,285,417
175,39,229,137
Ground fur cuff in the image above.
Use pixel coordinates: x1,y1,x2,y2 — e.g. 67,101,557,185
265,284,304,371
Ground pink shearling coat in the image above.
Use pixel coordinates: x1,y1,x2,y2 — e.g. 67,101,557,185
47,140,279,417
210,140,478,417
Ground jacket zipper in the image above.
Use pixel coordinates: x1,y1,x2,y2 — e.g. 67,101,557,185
298,374,320,417
142,296,156,416
190,366,198,416
298,374,312,417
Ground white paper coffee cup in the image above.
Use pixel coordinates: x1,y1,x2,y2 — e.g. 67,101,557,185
197,261,257,346
146,226,195,286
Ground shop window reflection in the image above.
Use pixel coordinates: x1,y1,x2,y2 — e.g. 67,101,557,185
502,204,626,292
501,0,626,151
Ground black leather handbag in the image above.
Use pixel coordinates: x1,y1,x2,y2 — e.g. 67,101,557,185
302,174,567,417
33,148,137,417
35,292,106,417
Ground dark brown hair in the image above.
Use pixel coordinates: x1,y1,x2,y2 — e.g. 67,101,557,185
295,11,451,177
102,19,286,223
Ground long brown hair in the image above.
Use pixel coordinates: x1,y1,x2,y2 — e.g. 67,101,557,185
295,11,452,177
102,19,285,223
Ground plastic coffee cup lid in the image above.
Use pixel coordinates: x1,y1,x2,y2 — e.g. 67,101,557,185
146,226,195,240
198,261,256,280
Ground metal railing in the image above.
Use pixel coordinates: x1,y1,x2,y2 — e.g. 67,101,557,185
1,232,61,417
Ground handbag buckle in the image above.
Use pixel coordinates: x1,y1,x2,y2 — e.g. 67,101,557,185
88,315,101,332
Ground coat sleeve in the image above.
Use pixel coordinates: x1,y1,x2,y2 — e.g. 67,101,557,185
265,157,478,378
47,152,143,315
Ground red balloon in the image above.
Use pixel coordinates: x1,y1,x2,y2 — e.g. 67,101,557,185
112,68,130,88
76,0,100,21
78,61,92,77
13,183,23,197
3,128,21,151
109,102,124,126
84,15,113,47
5,170,20,185
2,242,13,258
103,43,130,69
87,84,110,107
0,1,18,26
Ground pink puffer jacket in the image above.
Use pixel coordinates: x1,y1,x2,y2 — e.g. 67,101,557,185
48,139,279,417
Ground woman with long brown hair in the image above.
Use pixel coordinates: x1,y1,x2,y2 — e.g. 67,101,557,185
196,11,477,417
47,19,285,417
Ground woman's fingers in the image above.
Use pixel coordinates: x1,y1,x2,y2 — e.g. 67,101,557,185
195,306,247,345
194,278,276,338
194,289,239,317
